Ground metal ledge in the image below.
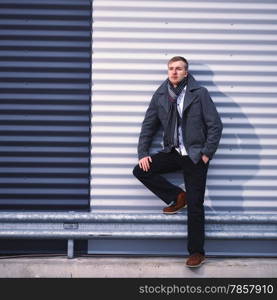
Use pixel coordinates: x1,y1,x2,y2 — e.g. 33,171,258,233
0,211,277,224
0,211,276,258
0,230,276,240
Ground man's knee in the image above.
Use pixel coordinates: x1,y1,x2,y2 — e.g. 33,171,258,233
133,164,152,179
132,164,142,178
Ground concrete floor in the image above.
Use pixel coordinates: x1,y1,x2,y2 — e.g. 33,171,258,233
0,256,276,278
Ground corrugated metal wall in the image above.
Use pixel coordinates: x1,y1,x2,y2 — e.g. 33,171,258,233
90,0,277,255
91,0,277,213
0,0,92,210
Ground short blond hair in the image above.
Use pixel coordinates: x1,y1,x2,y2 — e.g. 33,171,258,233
167,56,188,71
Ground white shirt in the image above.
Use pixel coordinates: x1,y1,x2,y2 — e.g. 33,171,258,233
175,86,188,156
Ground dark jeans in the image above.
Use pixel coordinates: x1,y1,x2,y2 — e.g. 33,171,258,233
133,149,209,255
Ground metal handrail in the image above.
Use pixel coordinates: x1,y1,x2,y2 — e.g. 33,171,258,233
1,211,276,258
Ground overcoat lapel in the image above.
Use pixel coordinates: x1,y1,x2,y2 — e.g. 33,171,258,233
182,88,196,115
182,73,201,115
157,82,169,113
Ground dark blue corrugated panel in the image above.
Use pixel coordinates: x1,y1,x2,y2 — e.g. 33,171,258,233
0,0,92,210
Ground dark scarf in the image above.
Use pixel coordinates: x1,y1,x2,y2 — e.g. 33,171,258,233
163,77,188,151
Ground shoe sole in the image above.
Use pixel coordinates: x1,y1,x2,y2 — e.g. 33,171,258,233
186,259,206,268
163,205,187,214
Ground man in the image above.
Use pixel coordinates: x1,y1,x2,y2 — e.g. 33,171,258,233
133,56,223,268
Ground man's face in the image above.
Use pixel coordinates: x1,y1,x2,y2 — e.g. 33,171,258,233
168,60,188,86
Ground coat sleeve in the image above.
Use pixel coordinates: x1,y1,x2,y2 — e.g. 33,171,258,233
137,94,161,160
200,87,223,159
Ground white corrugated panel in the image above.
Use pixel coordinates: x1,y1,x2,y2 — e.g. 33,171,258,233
91,0,277,214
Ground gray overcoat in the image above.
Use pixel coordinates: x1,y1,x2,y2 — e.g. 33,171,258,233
138,73,223,164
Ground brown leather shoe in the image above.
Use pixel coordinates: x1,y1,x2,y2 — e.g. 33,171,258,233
186,253,206,268
163,191,187,214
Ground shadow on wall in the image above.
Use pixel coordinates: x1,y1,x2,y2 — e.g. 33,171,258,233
150,64,262,213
